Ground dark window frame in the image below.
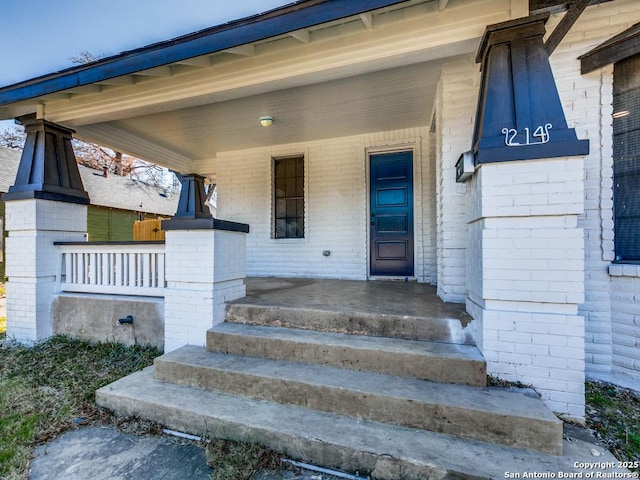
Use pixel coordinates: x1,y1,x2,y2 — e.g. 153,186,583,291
273,155,305,239
613,53,640,262
580,24,640,263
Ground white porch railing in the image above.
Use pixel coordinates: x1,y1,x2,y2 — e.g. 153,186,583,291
55,241,166,296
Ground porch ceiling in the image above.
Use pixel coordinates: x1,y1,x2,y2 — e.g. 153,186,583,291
1,0,517,174
76,60,443,170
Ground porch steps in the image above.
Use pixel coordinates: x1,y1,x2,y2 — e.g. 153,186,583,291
206,322,486,386
96,288,571,478
154,345,562,454
226,302,475,344
97,367,592,479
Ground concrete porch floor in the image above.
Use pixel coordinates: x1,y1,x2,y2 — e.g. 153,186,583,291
237,277,472,327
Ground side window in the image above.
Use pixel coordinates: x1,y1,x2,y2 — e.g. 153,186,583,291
273,156,304,239
613,53,640,261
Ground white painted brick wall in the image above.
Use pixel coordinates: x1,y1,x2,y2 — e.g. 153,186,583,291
213,128,434,282
6,198,87,232
435,57,479,302
547,0,640,378
608,269,640,376
467,156,586,420
164,229,246,352
5,199,87,343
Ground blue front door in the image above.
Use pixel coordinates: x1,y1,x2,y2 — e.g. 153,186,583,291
369,151,414,277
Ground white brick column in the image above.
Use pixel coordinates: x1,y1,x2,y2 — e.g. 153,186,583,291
5,199,87,342
162,172,249,353
466,157,586,421
435,58,480,303
163,228,247,353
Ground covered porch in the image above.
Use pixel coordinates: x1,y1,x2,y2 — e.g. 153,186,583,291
0,0,594,425
232,276,474,344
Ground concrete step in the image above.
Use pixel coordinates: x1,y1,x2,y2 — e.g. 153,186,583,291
97,367,616,480
226,303,474,344
206,323,486,386
155,345,563,454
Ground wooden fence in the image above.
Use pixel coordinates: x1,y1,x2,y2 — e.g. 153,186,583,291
134,218,167,241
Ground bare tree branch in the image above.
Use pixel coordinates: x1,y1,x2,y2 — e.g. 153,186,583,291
0,126,26,149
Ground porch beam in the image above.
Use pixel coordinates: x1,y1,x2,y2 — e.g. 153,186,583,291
544,0,589,55
290,29,311,43
75,123,193,172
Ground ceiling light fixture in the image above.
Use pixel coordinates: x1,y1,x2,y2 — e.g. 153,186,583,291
259,115,273,127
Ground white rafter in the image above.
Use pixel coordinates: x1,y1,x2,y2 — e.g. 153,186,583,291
134,66,173,77
359,12,373,29
97,76,135,86
66,85,103,95
174,56,212,68
290,29,311,43
224,45,256,57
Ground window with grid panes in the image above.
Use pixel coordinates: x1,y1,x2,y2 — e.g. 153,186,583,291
273,156,304,239
613,53,640,261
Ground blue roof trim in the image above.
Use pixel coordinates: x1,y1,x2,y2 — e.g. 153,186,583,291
0,0,409,107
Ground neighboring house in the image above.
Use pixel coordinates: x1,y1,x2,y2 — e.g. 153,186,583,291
0,147,178,276
0,0,639,446
78,164,178,241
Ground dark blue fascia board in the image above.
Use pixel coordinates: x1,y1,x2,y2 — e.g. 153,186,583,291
0,0,409,107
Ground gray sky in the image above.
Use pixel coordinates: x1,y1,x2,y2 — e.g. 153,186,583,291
0,0,291,87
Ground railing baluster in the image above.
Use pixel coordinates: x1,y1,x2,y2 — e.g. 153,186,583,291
142,254,150,288
150,253,157,288
158,254,166,288
100,253,107,286
84,254,90,285
128,253,136,287
55,242,166,296
115,254,123,287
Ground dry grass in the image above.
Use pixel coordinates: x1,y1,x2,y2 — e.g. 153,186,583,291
1,333,638,479
205,439,284,480
0,336,159,479
586,381,640,471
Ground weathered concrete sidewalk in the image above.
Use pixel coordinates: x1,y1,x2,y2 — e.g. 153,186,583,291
28,426,343,480
28,424,625,480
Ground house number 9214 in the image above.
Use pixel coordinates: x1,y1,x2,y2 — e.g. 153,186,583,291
502,123,552,146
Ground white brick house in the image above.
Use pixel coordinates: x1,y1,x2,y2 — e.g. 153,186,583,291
0,0,639,424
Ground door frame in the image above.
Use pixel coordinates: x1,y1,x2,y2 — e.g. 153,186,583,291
366,140,423,280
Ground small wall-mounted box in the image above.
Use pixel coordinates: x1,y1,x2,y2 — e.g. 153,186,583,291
456,151,475,183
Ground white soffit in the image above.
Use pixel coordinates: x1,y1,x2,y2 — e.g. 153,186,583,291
98,60,445,161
